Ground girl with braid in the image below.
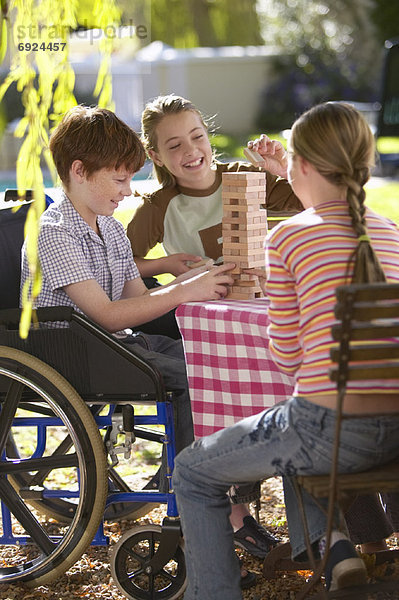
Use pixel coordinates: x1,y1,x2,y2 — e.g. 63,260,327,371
172,102,399,599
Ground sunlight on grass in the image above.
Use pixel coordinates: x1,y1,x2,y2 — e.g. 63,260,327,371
377,137,399,154
114,206,136,229
365,181,399,223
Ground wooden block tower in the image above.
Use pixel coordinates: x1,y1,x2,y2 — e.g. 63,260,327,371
222,171,267,299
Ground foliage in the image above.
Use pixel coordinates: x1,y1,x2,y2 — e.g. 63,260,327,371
124,0,263,48
0,0,121,337
255,0,382,131
371,0,399,45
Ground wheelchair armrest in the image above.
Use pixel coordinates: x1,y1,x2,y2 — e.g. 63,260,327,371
0,306,167,400
70,311,166,400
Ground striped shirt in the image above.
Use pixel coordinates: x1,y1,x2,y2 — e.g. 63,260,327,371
21,194,140,312
265,198,399,396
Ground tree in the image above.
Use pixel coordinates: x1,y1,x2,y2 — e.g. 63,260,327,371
255,0,382,130
122,0,263,48
371,0,399,45
0,0,121,336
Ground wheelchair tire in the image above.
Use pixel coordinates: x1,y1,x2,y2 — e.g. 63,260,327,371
0,346,108,585
110,525,187,600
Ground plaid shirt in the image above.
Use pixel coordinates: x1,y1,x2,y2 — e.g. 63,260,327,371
21,194,140,312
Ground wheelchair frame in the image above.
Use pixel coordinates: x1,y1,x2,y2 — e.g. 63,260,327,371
0,198,187,600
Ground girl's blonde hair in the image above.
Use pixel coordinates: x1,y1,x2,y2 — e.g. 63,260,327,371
290,102,385,284
141,94,210,188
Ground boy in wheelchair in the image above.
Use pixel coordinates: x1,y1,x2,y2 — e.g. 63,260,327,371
20,105,235,465
19,106,280,579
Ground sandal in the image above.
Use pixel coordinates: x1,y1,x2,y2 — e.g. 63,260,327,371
234,515,279,559
239,559,257,590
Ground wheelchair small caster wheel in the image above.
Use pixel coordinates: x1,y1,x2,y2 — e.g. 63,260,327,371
110,524,187,600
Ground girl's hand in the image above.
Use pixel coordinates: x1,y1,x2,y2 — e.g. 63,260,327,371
242,268,267,296
163,253,203,276
247,134,288,179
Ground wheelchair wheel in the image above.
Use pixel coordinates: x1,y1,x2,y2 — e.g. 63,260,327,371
6,426,160,524
110,525,187,600
0,346,108,585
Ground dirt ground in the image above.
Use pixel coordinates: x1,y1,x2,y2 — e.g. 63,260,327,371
1,477,399,599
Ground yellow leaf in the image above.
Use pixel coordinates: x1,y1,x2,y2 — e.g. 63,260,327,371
19,301,33,339
0,17,7,63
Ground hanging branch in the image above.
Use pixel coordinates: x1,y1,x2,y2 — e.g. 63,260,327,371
0,0,120,337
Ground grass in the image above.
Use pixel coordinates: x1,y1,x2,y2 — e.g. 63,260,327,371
377,137,399,154
364,181,399,223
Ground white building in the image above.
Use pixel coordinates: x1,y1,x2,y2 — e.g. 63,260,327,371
71,39,283,135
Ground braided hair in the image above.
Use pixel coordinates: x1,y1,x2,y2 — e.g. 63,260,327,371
290,102,386,284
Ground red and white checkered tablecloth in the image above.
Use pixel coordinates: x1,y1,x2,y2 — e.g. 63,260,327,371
175,299,295,438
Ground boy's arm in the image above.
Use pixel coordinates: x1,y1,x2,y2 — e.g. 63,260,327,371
64,263,235,333
135,254,204,278
64,277,181,332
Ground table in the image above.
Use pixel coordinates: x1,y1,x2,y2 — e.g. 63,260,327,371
175,299,295,438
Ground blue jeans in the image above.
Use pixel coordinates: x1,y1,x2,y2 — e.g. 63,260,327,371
173,396,399,600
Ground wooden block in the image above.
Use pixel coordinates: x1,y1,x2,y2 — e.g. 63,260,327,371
243,147,265,168
241,271,261,281
240,246,264,256
222,171,264,182
224,208,267,217
227,265,243,275
231,287,260,295
227,289,264,300
232,279,262,288
234,282,263,291
223,223,266,234
222,214,265,224
226,257,265,269
233,233,265,243
248,252,265,260
186,258,213,269
223,236,264,245
223,185,265,194
223,240,264,251
240,259,266,268
222,191,264,202
223,204,260,214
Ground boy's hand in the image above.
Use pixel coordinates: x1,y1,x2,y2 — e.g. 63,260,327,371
181,263,235,301
247,134,288,179
174,259,214,283
243,268,267,296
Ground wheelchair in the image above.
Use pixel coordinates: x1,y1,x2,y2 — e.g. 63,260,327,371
0,196,187,600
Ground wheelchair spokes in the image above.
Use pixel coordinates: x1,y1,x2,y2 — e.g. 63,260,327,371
0,347,108,585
